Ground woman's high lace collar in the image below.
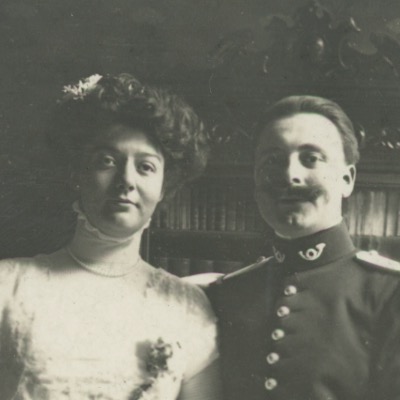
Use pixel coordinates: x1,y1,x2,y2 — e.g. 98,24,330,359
67,202,143,277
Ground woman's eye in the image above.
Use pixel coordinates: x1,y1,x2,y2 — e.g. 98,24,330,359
138,162,156,173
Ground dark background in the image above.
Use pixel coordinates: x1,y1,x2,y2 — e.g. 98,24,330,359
1,0,400,258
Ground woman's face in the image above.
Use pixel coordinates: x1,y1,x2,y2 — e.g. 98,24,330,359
77,124,164,238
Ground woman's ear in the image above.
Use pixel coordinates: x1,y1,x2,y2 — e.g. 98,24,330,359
342,165,356,198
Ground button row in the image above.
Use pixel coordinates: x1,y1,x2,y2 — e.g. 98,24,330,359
264,285,297,392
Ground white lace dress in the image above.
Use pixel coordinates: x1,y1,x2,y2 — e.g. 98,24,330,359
0,209,219,400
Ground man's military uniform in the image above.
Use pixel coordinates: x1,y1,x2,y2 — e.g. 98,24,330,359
208,222,400,400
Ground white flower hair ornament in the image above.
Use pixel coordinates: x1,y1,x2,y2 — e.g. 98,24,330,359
62,74,103,100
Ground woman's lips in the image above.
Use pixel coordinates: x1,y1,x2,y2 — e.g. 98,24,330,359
115,198,133,204
108,198,139,208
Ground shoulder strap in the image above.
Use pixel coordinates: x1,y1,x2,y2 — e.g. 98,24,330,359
181,272,224,288
222,256,274,281
355,250,400,273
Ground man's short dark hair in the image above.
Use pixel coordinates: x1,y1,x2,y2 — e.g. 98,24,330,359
256,95,360,165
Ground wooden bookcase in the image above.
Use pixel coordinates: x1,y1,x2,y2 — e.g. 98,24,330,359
143,165,268,275
142,153,400,277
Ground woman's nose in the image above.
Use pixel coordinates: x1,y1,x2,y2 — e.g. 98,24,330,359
116,162,136,192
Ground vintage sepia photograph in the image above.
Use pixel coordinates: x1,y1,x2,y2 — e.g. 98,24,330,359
1,0,400,398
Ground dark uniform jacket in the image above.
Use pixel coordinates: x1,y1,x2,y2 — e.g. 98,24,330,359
208,222,400,400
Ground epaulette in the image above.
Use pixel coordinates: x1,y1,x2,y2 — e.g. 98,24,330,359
181,272,224,287
355,250,400,273
222,256,274,282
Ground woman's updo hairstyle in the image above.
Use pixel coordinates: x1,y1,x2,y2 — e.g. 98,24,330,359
47,73,209,198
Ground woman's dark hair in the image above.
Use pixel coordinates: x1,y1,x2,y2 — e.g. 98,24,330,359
47,73,209,198
256,95,360,165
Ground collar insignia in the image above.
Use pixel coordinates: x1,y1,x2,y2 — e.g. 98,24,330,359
273,246,286,263
298,243,326,261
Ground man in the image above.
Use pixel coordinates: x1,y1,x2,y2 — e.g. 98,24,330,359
208,95,400,400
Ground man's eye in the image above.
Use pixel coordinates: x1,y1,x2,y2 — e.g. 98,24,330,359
302,153,323,166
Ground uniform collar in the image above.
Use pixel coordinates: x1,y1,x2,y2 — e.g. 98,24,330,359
271,221,355,271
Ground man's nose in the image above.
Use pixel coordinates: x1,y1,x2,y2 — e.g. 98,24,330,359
116,162,136,192
283,156,304,185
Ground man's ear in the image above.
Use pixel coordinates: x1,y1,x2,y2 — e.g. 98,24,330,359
342,165,356,198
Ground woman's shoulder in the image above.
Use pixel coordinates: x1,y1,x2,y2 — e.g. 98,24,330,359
0,249,66,279
0,255,39,276
144,262,215,320
0,257,21,285
0,253,52,303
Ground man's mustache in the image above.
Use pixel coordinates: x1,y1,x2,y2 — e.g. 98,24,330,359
260,184,325,202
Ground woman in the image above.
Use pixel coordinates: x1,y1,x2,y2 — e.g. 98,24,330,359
0,73,221,400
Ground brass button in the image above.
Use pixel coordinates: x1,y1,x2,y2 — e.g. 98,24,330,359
284,285,297,296
264,378,278,390
271,329,285,341
277,306,290,318
266,352,280,365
